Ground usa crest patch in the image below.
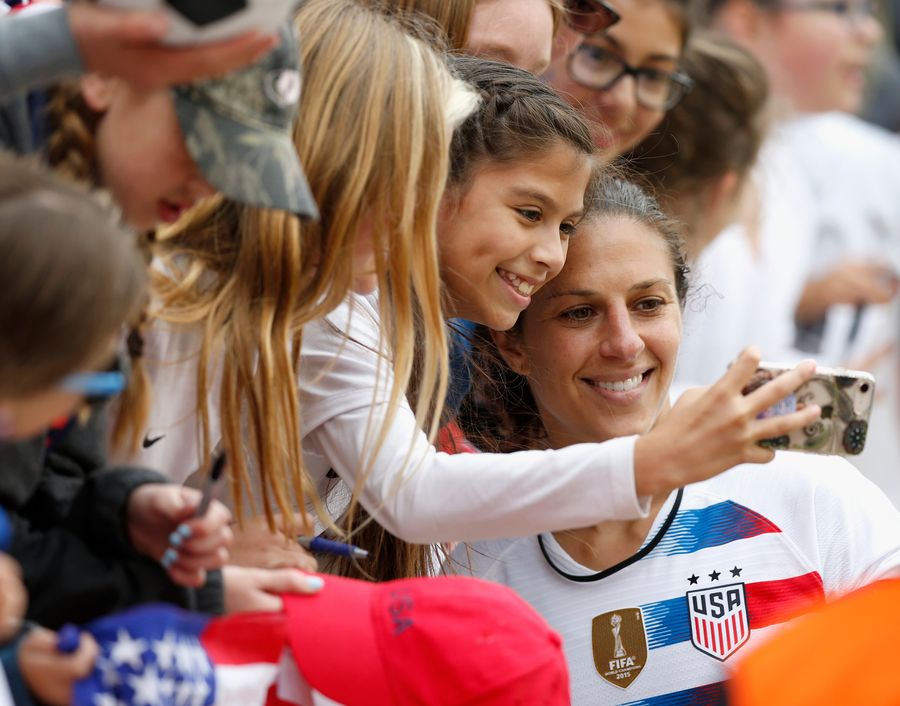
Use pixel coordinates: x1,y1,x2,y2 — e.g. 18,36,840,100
686,582,750,660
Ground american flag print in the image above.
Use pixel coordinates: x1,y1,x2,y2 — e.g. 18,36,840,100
72,604,308,706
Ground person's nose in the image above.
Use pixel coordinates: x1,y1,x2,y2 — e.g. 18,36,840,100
598,304,644,360
598,73,639,122
529,227,568,277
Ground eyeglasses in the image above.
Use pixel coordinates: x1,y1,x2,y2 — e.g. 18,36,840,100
564,0,621,34
567,44,693,111
778,0,879,23
61,354,128,405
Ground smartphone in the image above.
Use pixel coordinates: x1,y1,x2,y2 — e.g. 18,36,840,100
742,363,875,456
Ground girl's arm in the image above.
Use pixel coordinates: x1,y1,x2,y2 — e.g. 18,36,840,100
302,298,819,544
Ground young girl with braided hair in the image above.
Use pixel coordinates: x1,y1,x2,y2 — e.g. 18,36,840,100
0,27,323,626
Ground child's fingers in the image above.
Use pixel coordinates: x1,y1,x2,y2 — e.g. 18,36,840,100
169,546,229,573
169,500,232,543
172,523,233,556
166,564,207,589
259,568,325,596
70,635,100,676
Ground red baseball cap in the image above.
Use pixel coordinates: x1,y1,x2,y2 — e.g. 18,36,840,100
283,574,570,705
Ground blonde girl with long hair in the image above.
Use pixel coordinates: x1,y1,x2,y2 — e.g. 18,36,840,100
120,0,477,568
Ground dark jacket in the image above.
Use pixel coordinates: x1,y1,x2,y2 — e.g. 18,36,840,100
0,408,224,629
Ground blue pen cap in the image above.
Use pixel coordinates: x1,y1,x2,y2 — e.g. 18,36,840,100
0,506,11,552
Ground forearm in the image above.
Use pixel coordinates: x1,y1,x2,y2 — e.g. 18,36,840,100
0,7,83,101
310,404,647,543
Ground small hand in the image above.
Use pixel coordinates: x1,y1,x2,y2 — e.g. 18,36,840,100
229,513,318,573
222,566,324,614
68,3,278,91
19,627,99,706
127,483,233,587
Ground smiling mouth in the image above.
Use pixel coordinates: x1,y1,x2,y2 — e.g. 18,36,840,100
584,370,652,392
497,268,537,297
157,199,188,224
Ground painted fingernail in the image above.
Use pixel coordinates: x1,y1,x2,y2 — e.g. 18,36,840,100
168,531,183,547
161,548,178,569
177,524,193,539
305,576,325,591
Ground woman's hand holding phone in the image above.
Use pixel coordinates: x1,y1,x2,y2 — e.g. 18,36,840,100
634,346,820,497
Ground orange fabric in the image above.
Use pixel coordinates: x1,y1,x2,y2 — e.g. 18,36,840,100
729,579,900,706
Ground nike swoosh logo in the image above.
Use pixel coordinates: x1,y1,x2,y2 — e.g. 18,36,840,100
142,434,165,449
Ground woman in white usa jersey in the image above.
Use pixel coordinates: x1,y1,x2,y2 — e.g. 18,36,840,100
452,177,900,706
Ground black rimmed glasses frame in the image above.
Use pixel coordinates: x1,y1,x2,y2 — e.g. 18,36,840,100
566,43,693,111
564,0,622,35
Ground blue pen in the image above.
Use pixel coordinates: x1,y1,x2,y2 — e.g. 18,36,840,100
298,536,369,559
0,507,11,552
56,624,81,654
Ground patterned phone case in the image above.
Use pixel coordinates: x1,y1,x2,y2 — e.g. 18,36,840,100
743,363,875,456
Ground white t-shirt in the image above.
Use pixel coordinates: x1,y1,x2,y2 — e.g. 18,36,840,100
119,292,648,542
453,452,900,705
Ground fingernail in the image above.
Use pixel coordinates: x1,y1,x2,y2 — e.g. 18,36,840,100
176,524,192,540
168,531,183,547
161,548,178,569
306,576,325,592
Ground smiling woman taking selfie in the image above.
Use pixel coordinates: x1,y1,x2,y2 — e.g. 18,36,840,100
453,177,900,705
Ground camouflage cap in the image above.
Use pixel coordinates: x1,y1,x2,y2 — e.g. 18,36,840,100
171,23,318,220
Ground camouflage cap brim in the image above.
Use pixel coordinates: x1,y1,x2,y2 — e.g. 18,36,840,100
172,90,318,220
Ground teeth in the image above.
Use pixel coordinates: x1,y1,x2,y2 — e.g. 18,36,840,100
498,269,536,297
592,374,644,392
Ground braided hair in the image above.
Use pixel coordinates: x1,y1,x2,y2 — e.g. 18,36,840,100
43,81,153,451
44,82,103,184
447,54,595,189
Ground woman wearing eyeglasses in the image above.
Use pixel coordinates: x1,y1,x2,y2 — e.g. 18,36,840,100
546,0,693,158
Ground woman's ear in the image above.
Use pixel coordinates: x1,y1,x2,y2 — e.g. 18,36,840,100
491,329,531,377
79,74,117,113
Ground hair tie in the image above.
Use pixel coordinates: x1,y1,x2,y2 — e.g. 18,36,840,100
127,328,145,359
